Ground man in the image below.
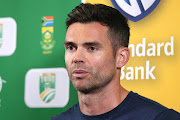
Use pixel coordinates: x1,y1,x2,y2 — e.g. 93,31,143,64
51,3,180,120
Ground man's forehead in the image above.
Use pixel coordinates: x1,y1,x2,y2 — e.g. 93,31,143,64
65,22,110,46
66,22,108,36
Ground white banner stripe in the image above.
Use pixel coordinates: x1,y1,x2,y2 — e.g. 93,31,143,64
82,0,86,3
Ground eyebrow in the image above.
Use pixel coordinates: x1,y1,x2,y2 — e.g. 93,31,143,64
64,41,77,46
83,42,102,47
64,41,102,47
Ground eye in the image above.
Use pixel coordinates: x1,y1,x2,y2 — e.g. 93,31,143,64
88,46,97,51
66,45,76,51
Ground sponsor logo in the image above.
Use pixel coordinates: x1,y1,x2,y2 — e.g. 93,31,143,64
41,16,55,54
0,17,17,56
81,0,86,3
40,73,55,103
0,24,3,48
0,76,6,107
111,0,160,22
0,76,6,93
25,68,69,108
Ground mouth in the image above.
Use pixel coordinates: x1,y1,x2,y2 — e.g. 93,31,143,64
72,70,89,78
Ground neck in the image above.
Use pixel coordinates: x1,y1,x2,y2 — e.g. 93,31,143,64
78,71,129,116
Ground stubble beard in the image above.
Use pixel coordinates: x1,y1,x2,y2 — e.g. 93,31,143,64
68,67,115,94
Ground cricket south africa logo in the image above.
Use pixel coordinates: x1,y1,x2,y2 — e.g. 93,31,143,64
25,68,69,108
0,76,6,93
41,16,55,54
0,17,17,56
0,76,6,107
111,0,160,22
0,24,3,48
40,73,55,103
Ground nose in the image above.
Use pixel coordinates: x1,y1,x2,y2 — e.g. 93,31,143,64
73,48,85,64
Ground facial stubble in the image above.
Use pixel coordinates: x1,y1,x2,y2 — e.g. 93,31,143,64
67,63,116,94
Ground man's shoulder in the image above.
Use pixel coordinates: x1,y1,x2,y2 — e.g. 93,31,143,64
155,109,180,120
51,103,79,120
130,92,167,111
126,92,180,119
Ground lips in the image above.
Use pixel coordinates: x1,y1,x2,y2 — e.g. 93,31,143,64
72,70,89,78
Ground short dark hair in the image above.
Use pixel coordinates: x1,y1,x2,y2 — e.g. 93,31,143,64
66,3,130,55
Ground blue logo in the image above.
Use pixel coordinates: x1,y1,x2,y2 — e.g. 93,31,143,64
111,0,160,22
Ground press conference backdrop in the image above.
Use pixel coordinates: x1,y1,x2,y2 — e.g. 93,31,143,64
0,0,179,120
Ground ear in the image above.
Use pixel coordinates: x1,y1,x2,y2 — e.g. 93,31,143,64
116,47,130,69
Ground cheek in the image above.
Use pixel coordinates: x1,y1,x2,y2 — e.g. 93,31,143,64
91,54,115,72
65,54,72,68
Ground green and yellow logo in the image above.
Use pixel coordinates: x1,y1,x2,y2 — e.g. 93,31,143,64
0,24,3,48
41,16,55,54
40,73,55,103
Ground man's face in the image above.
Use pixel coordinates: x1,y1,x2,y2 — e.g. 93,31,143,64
65,22,117,94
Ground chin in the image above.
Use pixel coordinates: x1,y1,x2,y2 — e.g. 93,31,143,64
75,84,102,94
77,87,93,94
